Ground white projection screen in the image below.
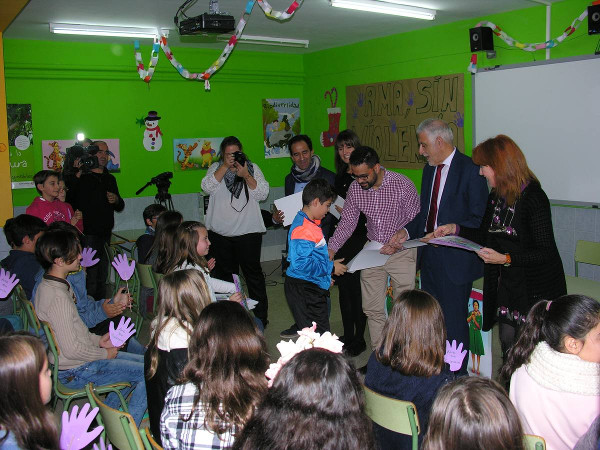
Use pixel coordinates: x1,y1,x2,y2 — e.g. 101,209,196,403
473,55,600,205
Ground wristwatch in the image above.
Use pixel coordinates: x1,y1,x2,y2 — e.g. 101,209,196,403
504,253,512,267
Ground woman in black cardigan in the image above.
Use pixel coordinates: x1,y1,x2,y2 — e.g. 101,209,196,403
332,130,369,356
434,135,566,356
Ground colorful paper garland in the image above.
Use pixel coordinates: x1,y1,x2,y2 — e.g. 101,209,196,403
133,0,303,90
467,7,588,73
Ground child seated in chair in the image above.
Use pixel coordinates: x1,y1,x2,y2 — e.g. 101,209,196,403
136,204,167,264
34,227,147,425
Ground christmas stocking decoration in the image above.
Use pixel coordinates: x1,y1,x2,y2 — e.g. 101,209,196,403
320,108,341,147
320,87,341,147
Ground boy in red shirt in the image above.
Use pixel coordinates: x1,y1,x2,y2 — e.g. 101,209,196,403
26,170,83,232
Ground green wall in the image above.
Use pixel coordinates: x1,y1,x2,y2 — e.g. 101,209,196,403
4,40,304,206
303,0,596,191
5,0,597,206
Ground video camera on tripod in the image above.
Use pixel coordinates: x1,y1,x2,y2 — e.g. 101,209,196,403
136,172,174,210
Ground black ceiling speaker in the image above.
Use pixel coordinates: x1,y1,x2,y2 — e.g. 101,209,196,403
469,26,494,52
589,5,600,35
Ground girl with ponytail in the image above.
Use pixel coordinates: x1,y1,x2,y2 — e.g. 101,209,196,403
501,294,600,450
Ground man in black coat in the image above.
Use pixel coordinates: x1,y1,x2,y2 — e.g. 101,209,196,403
68,141,124,300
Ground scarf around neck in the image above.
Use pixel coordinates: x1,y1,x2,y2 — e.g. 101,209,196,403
526,341,600,395
220,158,255,199
291,155,321,184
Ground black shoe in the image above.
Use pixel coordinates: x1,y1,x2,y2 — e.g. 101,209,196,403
280,324,299,339
346,340,367,358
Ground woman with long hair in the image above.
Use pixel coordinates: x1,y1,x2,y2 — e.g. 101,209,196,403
364,289,457,449
434,135,566,355
234,348,375,450
144,269,213,445
501,294,600,449
332,130,368,356
160,301,269,449
422,377,525,450
0,333,59,449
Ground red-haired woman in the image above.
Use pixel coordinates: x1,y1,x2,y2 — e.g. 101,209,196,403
434,135,566,356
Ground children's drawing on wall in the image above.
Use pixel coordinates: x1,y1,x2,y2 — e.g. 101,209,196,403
7,104,35,188
467,290,492,378
172,137,223,172
42,139,121,174
320,87,341,148
143,110,163,151
262,98,300,158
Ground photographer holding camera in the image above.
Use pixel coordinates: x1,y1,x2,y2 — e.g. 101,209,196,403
201,136,270,328
67,140,124,300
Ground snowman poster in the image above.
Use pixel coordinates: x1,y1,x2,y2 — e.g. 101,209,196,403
142,110,163,151
262,98,301,159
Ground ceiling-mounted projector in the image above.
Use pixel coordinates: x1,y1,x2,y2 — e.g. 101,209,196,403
175,0,235,35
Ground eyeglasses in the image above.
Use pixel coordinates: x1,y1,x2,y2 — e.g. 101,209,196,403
351,173,371,180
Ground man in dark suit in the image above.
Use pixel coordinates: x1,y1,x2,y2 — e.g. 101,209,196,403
272,134,336,338
404,119,488,373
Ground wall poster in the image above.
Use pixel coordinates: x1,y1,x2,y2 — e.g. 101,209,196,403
346,74,465,169
262,98,301,159
7,104,35,188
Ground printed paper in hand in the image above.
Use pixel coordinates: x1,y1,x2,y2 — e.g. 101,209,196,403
329,196,345,219
274,191,302,227
402,239,428,249
346,241,390,273
428,236,483,253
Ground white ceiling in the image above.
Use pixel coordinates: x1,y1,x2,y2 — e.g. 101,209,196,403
4,0,563,53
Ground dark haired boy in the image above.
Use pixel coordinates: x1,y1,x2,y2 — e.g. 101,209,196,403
284,178,347,334
1,214,47,300
34,228,147,425
26,170,79,229
136,204,167,264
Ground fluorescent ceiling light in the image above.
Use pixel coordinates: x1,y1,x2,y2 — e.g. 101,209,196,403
49,23,164,39
330,0,436,20
217,34,309,48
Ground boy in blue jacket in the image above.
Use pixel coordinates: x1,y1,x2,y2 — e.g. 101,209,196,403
285,178,347,334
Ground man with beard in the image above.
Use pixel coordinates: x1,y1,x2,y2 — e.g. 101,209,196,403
328,146,420,350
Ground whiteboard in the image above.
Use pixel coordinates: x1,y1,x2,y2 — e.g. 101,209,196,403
473,56,600,205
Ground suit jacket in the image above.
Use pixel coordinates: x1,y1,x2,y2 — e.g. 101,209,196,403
405,150,488,285
284,166,337,240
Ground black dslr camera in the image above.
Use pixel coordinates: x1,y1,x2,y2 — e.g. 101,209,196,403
64,144,99,175
232,151,247,166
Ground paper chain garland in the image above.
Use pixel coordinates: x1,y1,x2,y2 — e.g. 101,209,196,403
468,7,589,73
134,0,302,90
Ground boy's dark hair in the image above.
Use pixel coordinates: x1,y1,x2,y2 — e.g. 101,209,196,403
349,146,380,168
3,214,46,248
143,204,167,223
32,170,59,195
302,178,337,206
288,134,312,152
35,228,81,270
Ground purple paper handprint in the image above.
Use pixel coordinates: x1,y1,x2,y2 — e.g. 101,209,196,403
0,268,19,299
453,112,464,128
109,316,136,347
444,339,467,372
111,254,135,281
357,92,364,107
80,248,100,268
352,107,358,119
407,91,414,106
389,119,397,134
60,403,104,450
93,437,113,450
